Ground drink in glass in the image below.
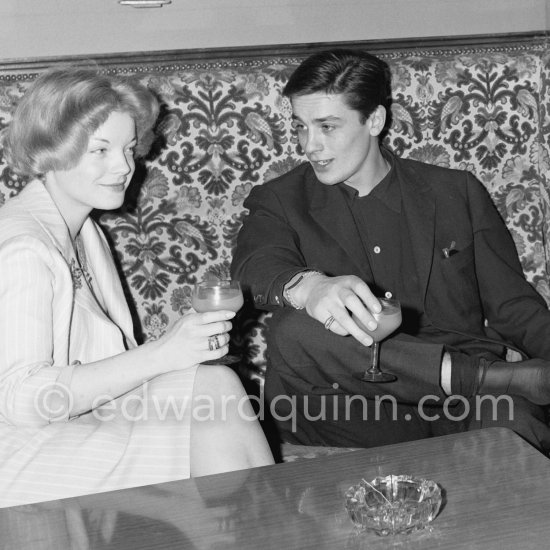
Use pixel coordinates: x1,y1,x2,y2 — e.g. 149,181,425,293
353,298,402,382
191,279,244,365
353,301,402,342
192,279,244,313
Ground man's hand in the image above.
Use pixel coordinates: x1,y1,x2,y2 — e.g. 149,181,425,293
291,273,381,346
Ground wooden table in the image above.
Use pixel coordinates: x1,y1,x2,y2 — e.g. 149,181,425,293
1,427,549,549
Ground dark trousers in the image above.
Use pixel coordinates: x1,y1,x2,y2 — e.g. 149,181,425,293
264,309,550,453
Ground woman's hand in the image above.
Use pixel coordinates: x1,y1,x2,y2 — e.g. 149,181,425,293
153,310,236,372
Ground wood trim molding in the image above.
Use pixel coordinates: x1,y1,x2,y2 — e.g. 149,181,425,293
1,31,547,75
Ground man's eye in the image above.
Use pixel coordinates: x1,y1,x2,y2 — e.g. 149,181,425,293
322,125,335,133
291,122,305,131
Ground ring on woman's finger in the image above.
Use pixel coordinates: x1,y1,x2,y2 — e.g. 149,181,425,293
208,334,222,351
324,315,336,331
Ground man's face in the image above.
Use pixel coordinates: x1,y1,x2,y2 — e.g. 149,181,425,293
290,92,385,193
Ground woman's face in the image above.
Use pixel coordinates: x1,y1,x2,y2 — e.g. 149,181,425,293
44,110,137,237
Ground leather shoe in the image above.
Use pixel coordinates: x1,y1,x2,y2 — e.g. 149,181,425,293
477,358,550,405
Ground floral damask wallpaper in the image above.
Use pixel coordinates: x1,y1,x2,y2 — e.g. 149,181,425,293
0,40,549,374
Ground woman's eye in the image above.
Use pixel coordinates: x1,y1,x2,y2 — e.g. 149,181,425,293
91,148,107,155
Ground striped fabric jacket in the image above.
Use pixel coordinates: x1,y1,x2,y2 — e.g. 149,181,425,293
0,179,136,428
0,178,197,516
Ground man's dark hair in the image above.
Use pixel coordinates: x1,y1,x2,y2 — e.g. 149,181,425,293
283,48,392,123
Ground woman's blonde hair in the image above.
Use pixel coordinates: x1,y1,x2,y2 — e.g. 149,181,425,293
3,65,159,178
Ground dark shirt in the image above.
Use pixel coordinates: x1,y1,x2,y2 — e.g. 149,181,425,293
339,155,505,357
339,157,423,334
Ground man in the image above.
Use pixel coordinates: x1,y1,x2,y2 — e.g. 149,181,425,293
231,49,550,451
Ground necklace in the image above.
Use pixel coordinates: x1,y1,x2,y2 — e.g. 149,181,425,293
71,236,93,289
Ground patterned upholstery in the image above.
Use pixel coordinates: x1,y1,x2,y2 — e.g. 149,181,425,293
1,36,549,384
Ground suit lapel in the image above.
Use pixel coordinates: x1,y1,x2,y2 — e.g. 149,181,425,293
308,172,372,280
26,182,114,326
24,180,75,260
79,219,137,348
24,181,136,348
396,159,436,303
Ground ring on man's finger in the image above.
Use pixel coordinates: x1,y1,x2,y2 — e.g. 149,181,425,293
324,315,336,331
208,335,221,351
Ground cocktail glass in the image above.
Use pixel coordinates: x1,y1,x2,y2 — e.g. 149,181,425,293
191,279,244,364
192,279,244,313
354,298,402,383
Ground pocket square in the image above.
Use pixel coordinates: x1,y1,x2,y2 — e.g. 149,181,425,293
442,241,457,258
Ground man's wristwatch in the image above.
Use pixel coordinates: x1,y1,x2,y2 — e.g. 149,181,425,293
283,270,323,309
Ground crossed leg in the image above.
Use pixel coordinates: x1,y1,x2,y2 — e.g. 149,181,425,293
190,364,274,476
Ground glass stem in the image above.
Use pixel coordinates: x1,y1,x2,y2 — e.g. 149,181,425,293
368,341,380,374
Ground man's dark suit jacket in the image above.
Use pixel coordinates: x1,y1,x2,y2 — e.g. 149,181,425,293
232,151,550,362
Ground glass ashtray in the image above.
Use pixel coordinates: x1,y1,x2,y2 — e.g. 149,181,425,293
344,474,442,536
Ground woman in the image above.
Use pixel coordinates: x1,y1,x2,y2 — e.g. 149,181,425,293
0,66,273,508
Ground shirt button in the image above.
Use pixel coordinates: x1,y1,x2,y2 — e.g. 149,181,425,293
385,291,393,299
374,246,381,254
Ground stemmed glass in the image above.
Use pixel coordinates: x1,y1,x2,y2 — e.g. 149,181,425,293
353,298,402,382
191,279,244,365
